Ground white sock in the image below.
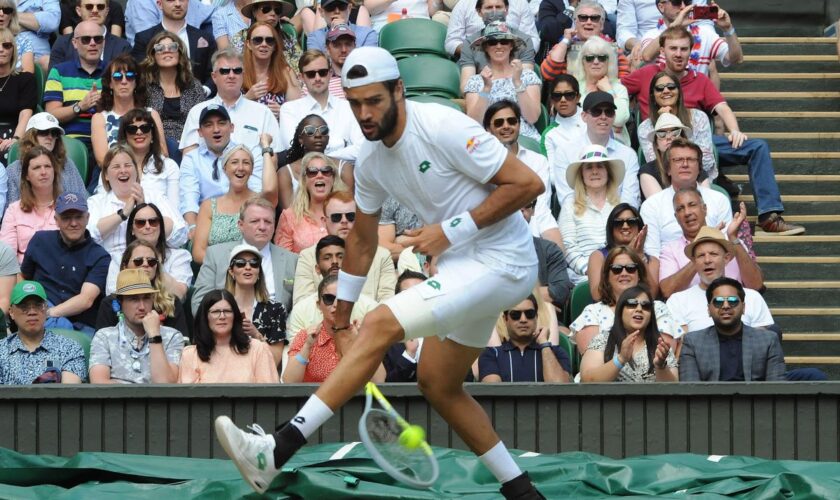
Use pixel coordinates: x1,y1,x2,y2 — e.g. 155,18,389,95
479,441,522,484
289,395,334,439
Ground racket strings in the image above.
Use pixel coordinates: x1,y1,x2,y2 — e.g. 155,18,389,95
364,410,436,483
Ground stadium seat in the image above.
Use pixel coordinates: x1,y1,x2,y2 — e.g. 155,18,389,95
407,94,463,112
518,135,542,155
7,141,18,164
34,65,45,109
51,328,92,367
534,104,549,133
379,18,448,60
564,280,594,326
63,136,90,184
710,183,730,201
398,55,460,99
555,332,580,376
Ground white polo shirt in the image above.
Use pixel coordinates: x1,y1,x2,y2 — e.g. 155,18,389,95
516,146,557,237
179,95,283,152
667,284,774,335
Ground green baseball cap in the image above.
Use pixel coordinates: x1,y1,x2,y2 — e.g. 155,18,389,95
11,281,48,305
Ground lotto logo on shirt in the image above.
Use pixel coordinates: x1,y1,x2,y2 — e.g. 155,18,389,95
466,136,481,153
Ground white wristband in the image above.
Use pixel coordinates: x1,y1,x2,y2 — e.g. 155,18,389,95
337,270,366,303
441,211,479,246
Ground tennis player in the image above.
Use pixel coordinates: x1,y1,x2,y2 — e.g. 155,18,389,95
215,46,546,499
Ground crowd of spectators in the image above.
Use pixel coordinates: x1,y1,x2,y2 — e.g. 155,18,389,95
0,0,825,386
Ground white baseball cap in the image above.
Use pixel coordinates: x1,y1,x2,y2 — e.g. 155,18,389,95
341,47,401,89
26,112,65,134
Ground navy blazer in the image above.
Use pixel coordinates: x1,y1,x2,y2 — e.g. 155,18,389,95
132,24,216,84
49,33,132,71
679,325,787,382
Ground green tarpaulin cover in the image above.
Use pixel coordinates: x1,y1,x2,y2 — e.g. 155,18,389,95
1,443,838,498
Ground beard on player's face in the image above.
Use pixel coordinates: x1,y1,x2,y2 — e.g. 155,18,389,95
362,91,399,141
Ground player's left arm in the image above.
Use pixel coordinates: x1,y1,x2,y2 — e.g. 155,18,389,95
405,152,544,257
334,209,381,328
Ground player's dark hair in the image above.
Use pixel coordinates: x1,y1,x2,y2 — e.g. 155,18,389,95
482,99,521,130
396,270,427,294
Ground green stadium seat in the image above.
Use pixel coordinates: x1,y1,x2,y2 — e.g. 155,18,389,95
34,64,45,108
518,135,543,155
534,104,549,133
555,332,581,376
564,280,594,327
398,55,460,99
379,18,448,60
7,141,18,164
710,182,731,201
408,94,463,112
51,328,92,367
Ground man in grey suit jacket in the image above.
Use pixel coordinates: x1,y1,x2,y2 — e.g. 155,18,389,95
192,198,297,313
679,277,786,382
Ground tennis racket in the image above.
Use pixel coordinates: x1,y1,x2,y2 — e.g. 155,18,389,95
358,382,439,489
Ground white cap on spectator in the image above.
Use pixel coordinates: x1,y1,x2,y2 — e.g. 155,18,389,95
341,47,400,89
26,112,65,134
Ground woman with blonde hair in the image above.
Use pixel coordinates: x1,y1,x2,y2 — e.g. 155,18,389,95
0,2,34,73
559,144,624,283
192,139,279,264
242,21,301,117
0,27,36,161
274,151,346,253
0,146,61,262
574,36,630,145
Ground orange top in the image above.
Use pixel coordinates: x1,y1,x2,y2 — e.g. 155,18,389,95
287,323,340,383
178,338,279,384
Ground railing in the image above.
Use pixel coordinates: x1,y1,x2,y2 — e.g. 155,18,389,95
2,383,838,461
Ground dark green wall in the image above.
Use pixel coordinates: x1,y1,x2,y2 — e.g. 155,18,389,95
1,383,838,461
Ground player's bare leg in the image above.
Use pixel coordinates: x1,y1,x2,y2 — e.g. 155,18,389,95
417,336,545,499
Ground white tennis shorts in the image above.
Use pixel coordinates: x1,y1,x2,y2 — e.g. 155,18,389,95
383,252,538,348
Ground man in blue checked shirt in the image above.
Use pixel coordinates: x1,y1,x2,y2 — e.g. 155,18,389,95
0,281,86,385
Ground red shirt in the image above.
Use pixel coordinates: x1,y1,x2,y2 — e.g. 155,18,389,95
621,63,725,120
288,323,340,383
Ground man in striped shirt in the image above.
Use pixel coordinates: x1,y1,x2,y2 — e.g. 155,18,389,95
44,21,105,153
324,24,356,100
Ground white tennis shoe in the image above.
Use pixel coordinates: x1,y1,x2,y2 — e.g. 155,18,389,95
215,416,280,494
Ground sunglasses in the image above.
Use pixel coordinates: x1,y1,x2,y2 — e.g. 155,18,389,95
551,90,577,101
588,107,616,118
303,68,330,79
260,4,285,15
84,3,107,11
217,66,244,75
0,7,14,15
321,293,337,306
625,298,652,311
126,123,153,135
577,14,602,22
133,217,160,228
485,39,513,46
655,128,683,139
131,256,159,267
36,129,62,138
305,166,335,177
76,35,104,45
154,42,180,54
654,83,678,92
660,0,691,6
250,36,276,46
492,117,519,128
609,263,639,275
112,71,136,81
329,212,355,223
0,42,12,51
302,125,329,136
612,217,641,229
507,309,537,321
583,54,609,63
231,258,260,268
711,296,741,308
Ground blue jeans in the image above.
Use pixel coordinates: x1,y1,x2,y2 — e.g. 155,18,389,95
713,136,784,217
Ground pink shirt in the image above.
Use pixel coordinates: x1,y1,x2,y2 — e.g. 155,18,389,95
274,207,327,254
659,235,742,286
177,338,280,384
0,201,58,263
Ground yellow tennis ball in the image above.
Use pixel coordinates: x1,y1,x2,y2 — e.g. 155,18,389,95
399,425,425,449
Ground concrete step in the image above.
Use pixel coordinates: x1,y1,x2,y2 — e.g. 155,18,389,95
740,199,840,217
763,283,840,308
725,95,840,112
720,0,827,37
746,235,840,256
727,159,840,176
721,74,840,92
757,256,840,280
771,308,840,332
735,40,840,56
729,57,840,73
735,114,840,133
734,174,840,196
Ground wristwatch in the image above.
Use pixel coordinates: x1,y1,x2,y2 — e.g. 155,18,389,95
261,146,274,157
148,336,163,344
117,208,128,221
72,103,82,114
539,342,552,349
